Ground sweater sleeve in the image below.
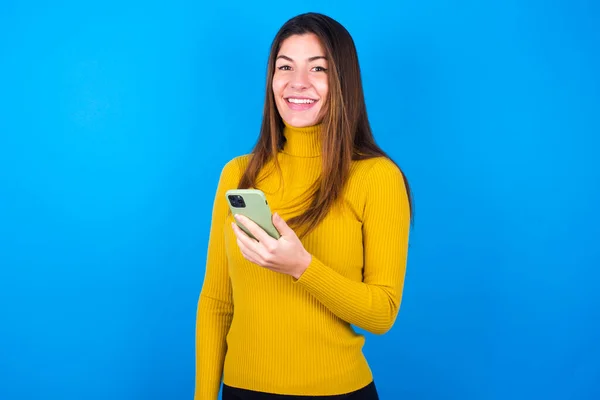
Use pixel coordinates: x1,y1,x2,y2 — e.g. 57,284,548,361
294,158,411,335
194,159,240,400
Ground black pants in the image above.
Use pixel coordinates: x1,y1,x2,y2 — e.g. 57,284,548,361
222,381,379,400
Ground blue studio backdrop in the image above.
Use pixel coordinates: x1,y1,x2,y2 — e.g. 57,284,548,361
1,1,599,399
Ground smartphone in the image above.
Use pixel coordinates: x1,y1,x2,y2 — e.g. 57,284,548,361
225,189,281,240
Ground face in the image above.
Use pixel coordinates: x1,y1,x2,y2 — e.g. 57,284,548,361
272,33,329,128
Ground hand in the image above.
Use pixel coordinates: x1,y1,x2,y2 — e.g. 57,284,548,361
231,213,312,279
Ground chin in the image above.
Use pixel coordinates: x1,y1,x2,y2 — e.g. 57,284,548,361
282,114,321,128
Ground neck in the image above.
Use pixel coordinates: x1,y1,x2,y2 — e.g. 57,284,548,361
281,121,322,158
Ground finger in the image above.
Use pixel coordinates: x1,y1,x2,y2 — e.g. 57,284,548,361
231,221,250,240
238,239,260,265
232,221,275,268
234,214,275,244
232,224,261,262
232,223,262,258
272,212,293,236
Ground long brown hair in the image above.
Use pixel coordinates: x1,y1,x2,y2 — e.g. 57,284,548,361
238,12,413,238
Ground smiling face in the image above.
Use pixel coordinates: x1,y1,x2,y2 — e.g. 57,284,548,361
272,33,329,128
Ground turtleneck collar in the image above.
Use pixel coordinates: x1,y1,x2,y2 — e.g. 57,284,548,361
281,121,322,158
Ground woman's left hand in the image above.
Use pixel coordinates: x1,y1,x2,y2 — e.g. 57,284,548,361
231,213,312,279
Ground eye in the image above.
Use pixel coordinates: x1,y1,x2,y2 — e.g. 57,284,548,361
277,65,292,71
312,66,328,72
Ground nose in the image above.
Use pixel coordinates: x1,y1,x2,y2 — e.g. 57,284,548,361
290,69,309,90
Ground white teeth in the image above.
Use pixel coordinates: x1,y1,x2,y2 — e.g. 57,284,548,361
287,98,315,104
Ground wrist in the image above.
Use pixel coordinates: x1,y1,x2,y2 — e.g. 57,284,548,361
292,251,312,279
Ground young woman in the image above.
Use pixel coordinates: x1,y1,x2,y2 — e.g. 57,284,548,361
195,12,412,400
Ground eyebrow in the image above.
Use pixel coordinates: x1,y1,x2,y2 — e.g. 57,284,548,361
276,55,327,62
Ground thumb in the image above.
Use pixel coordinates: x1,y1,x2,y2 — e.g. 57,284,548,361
272,212,293,235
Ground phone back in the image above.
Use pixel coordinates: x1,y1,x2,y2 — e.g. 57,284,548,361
225,189,281,240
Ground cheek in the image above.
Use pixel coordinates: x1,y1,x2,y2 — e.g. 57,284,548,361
315,77,329,101
272,75,285,97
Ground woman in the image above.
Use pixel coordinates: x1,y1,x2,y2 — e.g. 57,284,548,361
195,12,412,400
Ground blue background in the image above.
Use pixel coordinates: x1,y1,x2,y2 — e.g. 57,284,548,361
1,1,599,399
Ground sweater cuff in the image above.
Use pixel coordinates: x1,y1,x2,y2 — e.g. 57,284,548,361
293,254,334,293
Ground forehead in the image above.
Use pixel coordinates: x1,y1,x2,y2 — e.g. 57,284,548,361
277,33,326,58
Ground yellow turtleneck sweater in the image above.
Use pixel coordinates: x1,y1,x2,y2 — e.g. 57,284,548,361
195,123,410,399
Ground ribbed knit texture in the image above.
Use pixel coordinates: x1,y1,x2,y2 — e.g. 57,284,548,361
195,123,411,399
